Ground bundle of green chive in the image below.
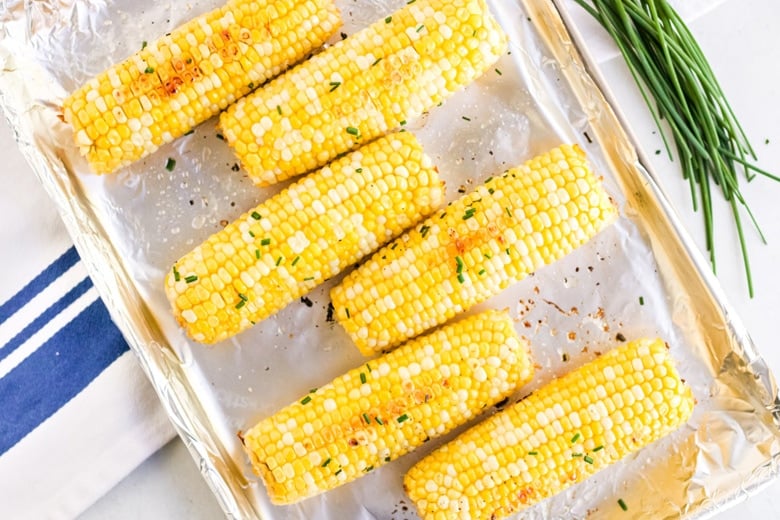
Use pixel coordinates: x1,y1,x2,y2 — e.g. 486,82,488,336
573,0,778,296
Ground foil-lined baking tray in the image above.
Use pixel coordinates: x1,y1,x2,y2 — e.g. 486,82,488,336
2,0,779,517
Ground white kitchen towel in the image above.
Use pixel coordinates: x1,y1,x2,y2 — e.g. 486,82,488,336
0,121,175,519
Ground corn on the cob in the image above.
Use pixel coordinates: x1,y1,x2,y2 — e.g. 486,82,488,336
165,132,443,344
241,310,534,505
62,0,341,174
331,144,617,355
219,0,508,186
404,338,695,520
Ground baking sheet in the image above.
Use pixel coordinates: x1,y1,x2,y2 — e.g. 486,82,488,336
2,0,780,518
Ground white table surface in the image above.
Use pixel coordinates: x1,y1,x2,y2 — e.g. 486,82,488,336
4,0,778,518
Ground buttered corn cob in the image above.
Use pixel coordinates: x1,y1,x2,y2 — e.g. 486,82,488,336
165,132,443,344
241,310,534,505
219,0,508,186
62,0,341,174
404,338,695,520
331,144,618,355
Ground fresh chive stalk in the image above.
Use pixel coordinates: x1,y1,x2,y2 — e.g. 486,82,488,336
574,0,779,296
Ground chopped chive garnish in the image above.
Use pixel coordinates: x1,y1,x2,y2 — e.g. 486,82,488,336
360,372,367,384
291,256,301,266
439,212,447,219
255,249,261,259
571,433,581,443
485,176,494,183
275,256,283,266
172,266,181,282
593,445,604,452
310,388,318,393
505,206,512,217
391,243,398,249
322,458,331,467
478,269,486,275
488,187,495,194
364,465,374,472
420,225,430,237
346,126,359,136
304,276,315,281
495,68,502,75
455,256,464,273
457,273,465,284
385,456,391,462
215,132,224,140
484,252,492,259
335,469,343,476
375,417,384,425
462,116,471,121
238,293,248,302
183,129,194,136
505,248,511,255
276,105,282,115
618,499,628,511
329,81,341,92
356,167,363,173
385,16,392,23
184,275,198,283
397,414,409,423
345,308,350,318
248,230,255,238
260,238,271,245
248,82,255,89
416,24,424,32
528,451,538,456
572,453,583,458
251,211,262,220
235,300,245,309
406,0,415,3
363,413,371,424
463,207,476,219
372,57,382,66
639,296,645,305
141,40,148,50
300,395,312,404
583,455,594,464
400,120,407,126
144,66,154,74
165,158,176,171
366,363,372,372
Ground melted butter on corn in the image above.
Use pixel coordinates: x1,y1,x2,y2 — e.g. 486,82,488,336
63,0,341,174
241,310,535,505
219,0,508,186
165,132,443,344
331,144,618,355
404,338,695,520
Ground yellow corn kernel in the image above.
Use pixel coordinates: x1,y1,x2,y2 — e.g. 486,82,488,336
219,0,508,186
62,0,341,174
331,144,618,355
404,338,695,520
241,310,535,505
165,132,444,344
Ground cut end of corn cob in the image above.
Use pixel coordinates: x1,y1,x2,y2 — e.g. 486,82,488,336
404,338,695,520
165,131,443,344
331,144,618,355
62,0,341,174
241,310,534,505
219,0,508,186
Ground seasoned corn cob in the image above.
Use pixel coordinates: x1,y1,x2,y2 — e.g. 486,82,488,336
331,144,618,355
404,338,695,520
219,0,508,186
165,132,443,344
241,310,534,505
62,0,341,174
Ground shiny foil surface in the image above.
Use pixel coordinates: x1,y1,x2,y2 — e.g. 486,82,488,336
1,0,779,518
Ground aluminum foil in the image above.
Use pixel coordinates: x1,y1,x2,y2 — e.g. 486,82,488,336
2,0,780,518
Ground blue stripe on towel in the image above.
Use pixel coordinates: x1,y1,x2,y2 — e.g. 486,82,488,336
0,298,129,456
0,246,79,326
0,277,93,363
